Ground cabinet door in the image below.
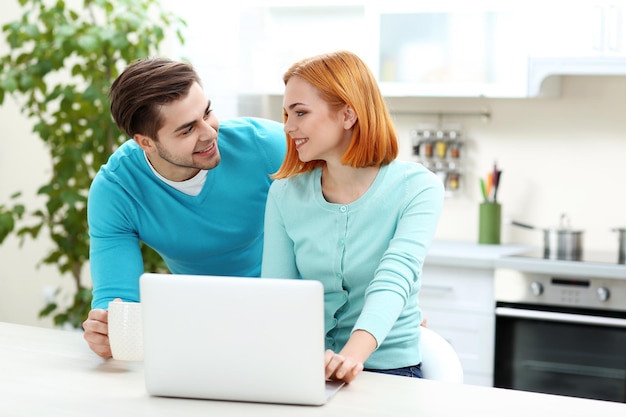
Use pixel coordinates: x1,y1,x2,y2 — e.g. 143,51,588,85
237,3,536,97
419,264,496,386
531,1,626,58
238,5,371,95
422,309,494,386
526,1,626,95
376,4,531,97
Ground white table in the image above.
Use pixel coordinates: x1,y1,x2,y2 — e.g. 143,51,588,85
1,322,625,417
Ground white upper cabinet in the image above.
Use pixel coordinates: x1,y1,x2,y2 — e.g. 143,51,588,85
237,1,626,98
237,4,372,96
527,1,626,95
530,1,626,58
373,2,531,97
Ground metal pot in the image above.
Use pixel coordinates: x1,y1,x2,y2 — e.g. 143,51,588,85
512,214,584,261
612,227,626,264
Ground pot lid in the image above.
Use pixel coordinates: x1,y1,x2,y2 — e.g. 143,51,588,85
510,214,585,233
546,213,584,233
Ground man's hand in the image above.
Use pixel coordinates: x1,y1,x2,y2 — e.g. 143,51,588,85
82,306,113,358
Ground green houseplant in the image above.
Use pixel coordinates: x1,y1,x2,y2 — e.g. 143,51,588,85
0,0,185,328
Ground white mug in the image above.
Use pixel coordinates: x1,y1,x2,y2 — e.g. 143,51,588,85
108,300,143,361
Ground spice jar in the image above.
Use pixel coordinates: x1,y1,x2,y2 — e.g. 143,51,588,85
449,142,461,159
447,172,460,191
422,140,433,158
435,140,447,158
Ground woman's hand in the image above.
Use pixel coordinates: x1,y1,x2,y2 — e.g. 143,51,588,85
324,350,364,383
325,329,377,383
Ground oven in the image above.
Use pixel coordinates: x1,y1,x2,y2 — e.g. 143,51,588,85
493,263,626,403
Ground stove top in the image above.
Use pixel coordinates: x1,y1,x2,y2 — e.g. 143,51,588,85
511,249,624,265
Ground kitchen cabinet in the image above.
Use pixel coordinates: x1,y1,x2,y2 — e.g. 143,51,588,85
238,2,626,98
527,1,626,95
237,2,535,98
420,264,495,386
375,3,532,97
238,4,372,95
420,240,533,386
531,1,626,59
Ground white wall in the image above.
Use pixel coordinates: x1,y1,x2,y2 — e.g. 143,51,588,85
0,94,72,327
389,76,626,251
0,3,66,328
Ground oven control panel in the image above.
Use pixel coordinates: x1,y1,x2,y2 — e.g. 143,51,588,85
495,269,626,311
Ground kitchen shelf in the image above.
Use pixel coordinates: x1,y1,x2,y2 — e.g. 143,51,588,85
411,124,466,196
394,110,491,121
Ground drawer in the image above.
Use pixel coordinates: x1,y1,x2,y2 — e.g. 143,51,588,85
420,265,495,314
420,309,494,377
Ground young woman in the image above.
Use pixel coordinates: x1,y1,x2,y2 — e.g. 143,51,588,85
262,51,445,383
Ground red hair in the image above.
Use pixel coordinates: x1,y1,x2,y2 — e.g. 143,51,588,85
273,50,398,179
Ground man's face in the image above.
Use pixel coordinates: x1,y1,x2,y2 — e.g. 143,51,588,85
138,82,221,182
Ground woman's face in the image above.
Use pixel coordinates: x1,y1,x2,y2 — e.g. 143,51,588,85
282,76,354,163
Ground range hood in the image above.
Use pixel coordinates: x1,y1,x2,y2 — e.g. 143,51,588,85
528,57,626,97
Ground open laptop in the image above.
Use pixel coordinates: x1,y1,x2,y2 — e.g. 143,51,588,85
139,273,345,406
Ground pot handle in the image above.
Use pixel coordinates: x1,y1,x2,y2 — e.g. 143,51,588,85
511,221,535,230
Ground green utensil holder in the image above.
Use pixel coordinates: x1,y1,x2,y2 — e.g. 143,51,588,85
478,202,501,245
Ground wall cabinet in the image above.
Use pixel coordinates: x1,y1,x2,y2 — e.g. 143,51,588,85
238,5,372,96
526,1,626,95
375,3,531,97
531,1,626,59
419,264,495,386
237,2,626,99
238,2,532,97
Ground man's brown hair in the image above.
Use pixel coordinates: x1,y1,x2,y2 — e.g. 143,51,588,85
109,57,201,140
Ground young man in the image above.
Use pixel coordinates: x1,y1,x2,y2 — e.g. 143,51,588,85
82,58,286,357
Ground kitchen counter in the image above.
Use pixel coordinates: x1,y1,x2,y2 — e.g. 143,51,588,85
425,240,533,269
495,253,626,280
426,240,626,279
2,322,626,417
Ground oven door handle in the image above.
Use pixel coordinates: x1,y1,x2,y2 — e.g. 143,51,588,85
495,307,626,328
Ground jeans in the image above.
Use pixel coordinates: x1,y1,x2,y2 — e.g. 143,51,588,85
365,363,423,378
